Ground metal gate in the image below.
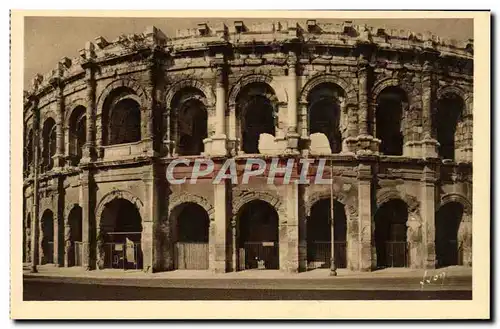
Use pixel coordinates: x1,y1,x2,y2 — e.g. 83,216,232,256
307,241,347,269
175,242,209,270
103,242,142,270
44,241,54,264
241,242,279,270
384,241,408,267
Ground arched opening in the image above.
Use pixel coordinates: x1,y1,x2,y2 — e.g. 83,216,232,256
237,200,279,270
99,199,143,270
68,106,86,165
307,199,347,269
68,205,83,267
376,87,407,156
436,94,464,160
172,203,210,269
41,118,56,172
177,99,208,156
41,209,54,264
237,83,277,154
102,88,142,146
307,83,344,153
435,202,464,267
374,199,408,268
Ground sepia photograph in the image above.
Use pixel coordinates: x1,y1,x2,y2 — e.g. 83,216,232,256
10,10,490,319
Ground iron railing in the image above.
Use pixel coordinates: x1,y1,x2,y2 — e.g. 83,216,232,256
383,241,409,268
307,241,347,269
241,241,279,270
103,242,142,270
174,242,209,270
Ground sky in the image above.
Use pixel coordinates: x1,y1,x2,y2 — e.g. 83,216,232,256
23,17,473,88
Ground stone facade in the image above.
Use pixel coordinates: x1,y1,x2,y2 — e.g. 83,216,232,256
23,20,473,273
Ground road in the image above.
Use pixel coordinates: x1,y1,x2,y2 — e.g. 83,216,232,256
24,276,472,300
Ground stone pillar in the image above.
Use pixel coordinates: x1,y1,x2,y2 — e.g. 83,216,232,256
141,164,160,272
53,183,63,267
211,179,228,272
421,60,439,158
420,164,437,269
211,66,228,156
227,105,237,156
230,217,238,271
356,57,379,154
346,206,360,271
79,171,93,270
64,221,71,267
358,162,374,271
283,184,300,272
82,61,97,162
285,55,300,153
142,55,157,156
458,213,472,266
30,102,40,273
53,82,65,168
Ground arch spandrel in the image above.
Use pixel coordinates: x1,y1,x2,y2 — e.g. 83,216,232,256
167,192,215,221
231,189,283,218
440,193,472,216
95,189,144,224
305,190,358,218
165,78,215,109
228,74,287,107
96,78,150,113
299,73,356,106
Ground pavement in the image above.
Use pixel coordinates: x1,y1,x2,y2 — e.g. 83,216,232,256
22,264,472,292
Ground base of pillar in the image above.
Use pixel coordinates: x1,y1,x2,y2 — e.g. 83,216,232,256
355,135,381,155
285,131,301,153
211,135,228,156
421,138,439,158
404,141,422,158
30,265,38,273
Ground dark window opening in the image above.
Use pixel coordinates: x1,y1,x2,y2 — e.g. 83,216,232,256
436,95,464,160
241,95,276,154
177,100,208,156
42,118,56,172
376,87,407,156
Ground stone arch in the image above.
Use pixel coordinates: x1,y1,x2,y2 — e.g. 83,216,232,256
437,85,469,103
165,78,215,109
228,74,287,107
96,78,150,114
305,190,358,218
440,193,472,216
371,78,412,105
232,190,283,219
299,73,357,106
64,98,87,128
376,188,420,214
95,189,144,225
167,192,215,221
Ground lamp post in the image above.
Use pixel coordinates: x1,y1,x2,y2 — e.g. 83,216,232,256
330,158,337,276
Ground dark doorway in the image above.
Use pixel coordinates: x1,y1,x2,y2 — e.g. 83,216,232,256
174,203,210,270
99,199,143,270
307,199,347,269
376,87,407,156
435,202,464,268
238,200,279,270
68,206,83,267
374,199,409,268
41,210,54,264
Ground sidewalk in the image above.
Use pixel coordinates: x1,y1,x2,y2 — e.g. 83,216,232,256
23,263,471,280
